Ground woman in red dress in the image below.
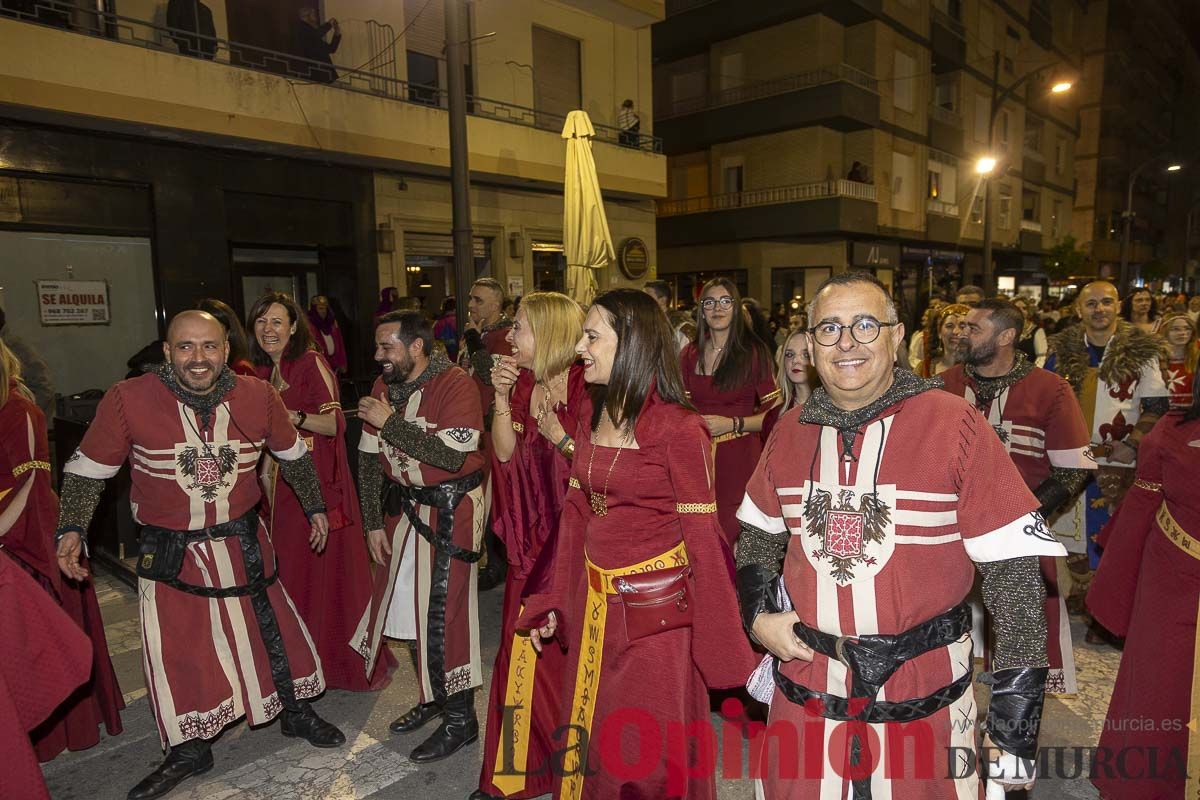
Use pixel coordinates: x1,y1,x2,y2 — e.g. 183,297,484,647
518,288,757,800
473,292,586,800
760,327,817,441
249,292,395,691
196,297,258,376
1162,312,1198,410
680,278,777,546
1087,377,1200,799
0,340,124,760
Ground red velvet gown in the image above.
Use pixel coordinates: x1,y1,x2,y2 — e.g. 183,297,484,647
478,364,588,799
1088,413,1200,799
680,343,778,545
0,381,124,760
517,392,757,800
258,351,394,691
0,552,93,800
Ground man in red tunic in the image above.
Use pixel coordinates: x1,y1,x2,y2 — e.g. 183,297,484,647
737,273,1065,799
941,298,1095,695
354,310,486,763
460,277,516,590
55,311,345,800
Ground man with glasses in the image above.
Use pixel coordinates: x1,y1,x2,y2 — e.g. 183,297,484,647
1044,281,1168,638
736,272,1064,799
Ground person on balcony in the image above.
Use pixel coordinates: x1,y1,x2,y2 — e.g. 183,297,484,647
294,7,340,84
617,99,640,147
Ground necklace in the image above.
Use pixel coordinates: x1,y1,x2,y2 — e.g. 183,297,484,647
534,372,568,428
585,416,628,516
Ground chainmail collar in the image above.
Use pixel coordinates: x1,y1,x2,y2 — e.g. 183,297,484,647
387,351,452,408
156,362,236,428
481,315,512,335
965,351,1032,407
800,368,941,448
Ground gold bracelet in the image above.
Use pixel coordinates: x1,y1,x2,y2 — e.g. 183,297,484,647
494,407,512,417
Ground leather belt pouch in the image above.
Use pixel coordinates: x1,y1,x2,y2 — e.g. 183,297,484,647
136,527,188,582
615,565,694,641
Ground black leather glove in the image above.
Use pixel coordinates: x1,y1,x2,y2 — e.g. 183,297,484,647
1033,477,1071,518
735,564,775,636
983,666,1048,759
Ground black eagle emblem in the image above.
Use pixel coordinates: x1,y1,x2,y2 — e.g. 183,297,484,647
178,444,238,502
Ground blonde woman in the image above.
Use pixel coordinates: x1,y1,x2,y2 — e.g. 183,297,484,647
923,302,971,377
761,326,818,441
0,340,124,760
1162,312,1199,410
477,292,587,800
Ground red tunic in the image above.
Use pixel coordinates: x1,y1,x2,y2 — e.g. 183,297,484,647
940,364,1094,693
1167,356,1196,410
739,390,1064,799
478,364,588,798
680,342,778,545
352,366,487,701
517,393,757,800
256,351,394,691
1088,414,1200,800
65,373,326,747
0,554,93,800
0,385,124,761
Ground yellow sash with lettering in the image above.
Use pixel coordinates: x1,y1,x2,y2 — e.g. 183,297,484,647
559,540,689,800
491,605,538,795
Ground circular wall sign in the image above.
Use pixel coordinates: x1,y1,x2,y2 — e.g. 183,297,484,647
618,237,649,280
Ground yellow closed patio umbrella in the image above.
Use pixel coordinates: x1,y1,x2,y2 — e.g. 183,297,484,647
562,110,616,306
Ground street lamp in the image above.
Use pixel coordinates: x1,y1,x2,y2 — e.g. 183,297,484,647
980,53,1075,295
1119,159,1185,289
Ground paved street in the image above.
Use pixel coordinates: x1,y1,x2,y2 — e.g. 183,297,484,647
42,567,1118,800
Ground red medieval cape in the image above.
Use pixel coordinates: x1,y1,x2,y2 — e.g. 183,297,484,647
517,391,757,800
0,383,124,760
680,342,778,546
257,351,395,691
1088,413,1200,799
478,363,589,798
0,554,93,800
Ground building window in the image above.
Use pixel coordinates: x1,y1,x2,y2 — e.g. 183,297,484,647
532,26,582,123
893,51,916,113
997,109,1010,149
1022,188,1039,222
1025,115,1044,153
891,152,916,212
1051,198,1062,239
998,185,1013,229
934,76,958,111
1055,137,1068,175
407,51,440,106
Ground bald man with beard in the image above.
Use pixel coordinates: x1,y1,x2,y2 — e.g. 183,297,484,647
55,310,345,800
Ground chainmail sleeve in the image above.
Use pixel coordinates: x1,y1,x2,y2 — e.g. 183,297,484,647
1034,466,1091,516
358,449,385,532
735,522,788,575
277,452,327,519
463,330,496,386
379,414,468,473
55,472,105,546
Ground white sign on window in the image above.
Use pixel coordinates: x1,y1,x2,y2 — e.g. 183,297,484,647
36,279,111,325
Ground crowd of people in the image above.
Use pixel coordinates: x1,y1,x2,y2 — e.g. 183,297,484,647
2,271,1198,800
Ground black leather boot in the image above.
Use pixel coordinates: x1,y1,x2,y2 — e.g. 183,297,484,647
468,791,503,800
127,739,214,800
389,701,444,734
410,689,478,763
280,701,347,747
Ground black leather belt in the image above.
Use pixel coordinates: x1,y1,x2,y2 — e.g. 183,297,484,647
774,602,973,723
383,470,485,564
141,510,278,599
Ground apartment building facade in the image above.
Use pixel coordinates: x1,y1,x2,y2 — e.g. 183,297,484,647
0,0,665,395
652,0,1083,323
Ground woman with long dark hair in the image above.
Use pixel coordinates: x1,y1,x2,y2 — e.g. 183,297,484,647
196,297,256,375
1121,287,1161,335
472,292,586,800
248,291,395,691
1088,371,1200,800
516,288,755,800
679,277,777,545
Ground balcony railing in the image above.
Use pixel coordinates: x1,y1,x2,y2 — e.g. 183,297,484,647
656,179,877,217
927,198,960,217
931,7,966,38
2,0,663,153
1020,218,1044,233
660,64,879,119
928,103,963,128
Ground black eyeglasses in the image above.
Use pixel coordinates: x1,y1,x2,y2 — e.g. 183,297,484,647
809,319,899,346
700,296,735,311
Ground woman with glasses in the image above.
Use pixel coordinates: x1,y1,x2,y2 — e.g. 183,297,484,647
516,288,755,800
680,278,778,546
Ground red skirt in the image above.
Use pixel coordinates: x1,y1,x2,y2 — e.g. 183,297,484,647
713,434,762,546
